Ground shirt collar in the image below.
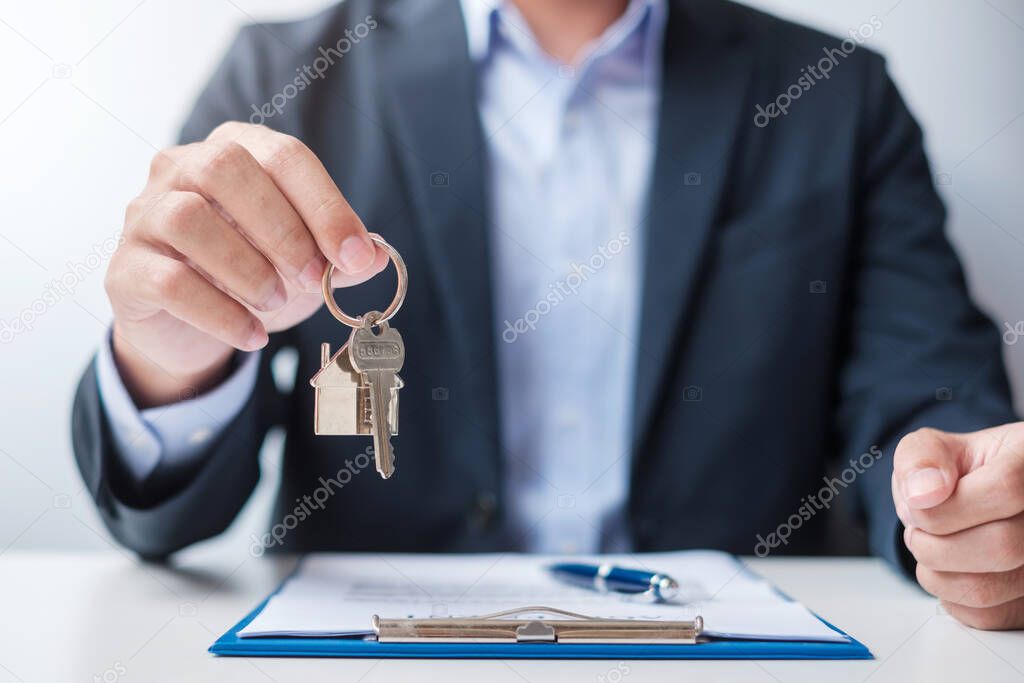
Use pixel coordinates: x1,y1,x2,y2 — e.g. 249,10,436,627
460,0,497,63
459,0,667,69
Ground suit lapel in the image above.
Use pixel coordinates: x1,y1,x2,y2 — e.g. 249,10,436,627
632,0,754,450
375,1,501,449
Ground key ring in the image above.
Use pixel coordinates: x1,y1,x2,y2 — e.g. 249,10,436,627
321,233,407,328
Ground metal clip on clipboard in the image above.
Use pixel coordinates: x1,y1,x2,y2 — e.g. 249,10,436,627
372,606,704,644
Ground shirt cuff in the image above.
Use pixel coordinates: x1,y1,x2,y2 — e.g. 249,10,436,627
95,333,260,483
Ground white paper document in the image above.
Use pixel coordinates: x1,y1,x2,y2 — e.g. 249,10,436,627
239,550,846,642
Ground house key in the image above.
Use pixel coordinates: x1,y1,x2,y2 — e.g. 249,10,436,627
348,311,404,478
309,233,408,479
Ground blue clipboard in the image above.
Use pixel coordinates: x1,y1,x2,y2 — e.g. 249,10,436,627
209,563,872,660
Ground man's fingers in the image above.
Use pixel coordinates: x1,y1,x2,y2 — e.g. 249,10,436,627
138,192,287,312
892,470,908,523
161,143,327,293
940,596,1024,631
893,428,965,510
207,122,378,276
917,564,1024,609
896,424,1024,630
328,245,391,288
111,248,267,352
904,512,1024,572
900,456,1024,535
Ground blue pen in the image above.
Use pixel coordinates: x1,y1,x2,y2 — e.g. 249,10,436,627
548,562,680,602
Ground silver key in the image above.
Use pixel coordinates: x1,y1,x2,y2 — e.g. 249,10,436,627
348,311,405,479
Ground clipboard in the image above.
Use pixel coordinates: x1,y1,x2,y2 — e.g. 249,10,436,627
210,589,872,660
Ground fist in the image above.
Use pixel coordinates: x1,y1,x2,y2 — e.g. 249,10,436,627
894,424,1024,629
106,122,389,406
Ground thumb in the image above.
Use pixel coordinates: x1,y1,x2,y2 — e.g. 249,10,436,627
893,428,964,510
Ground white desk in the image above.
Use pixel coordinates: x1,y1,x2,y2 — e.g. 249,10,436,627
1,551,1022,683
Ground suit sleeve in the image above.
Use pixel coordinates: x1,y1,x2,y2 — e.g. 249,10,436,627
96,336,261,483
70,27,291,559
841,56,1018,575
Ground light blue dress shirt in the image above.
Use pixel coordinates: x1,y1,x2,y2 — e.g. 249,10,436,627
96,0,666,554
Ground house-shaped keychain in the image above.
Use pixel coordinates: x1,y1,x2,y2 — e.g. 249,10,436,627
309,342,403,435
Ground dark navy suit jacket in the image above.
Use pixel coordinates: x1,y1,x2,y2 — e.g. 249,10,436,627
72,0,1016,570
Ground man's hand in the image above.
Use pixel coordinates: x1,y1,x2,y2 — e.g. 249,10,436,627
894,424,1024,630
106,121,389,407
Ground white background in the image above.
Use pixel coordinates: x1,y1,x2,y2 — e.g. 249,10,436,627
0,0,1022,551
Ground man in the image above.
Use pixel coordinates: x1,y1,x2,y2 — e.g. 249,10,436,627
72,0,1024,630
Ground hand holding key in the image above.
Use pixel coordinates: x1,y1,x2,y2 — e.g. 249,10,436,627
105,121,389,408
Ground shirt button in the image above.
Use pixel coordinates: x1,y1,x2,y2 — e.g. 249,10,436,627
563,109,582,132
187,427,213,446
557,409,581,429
